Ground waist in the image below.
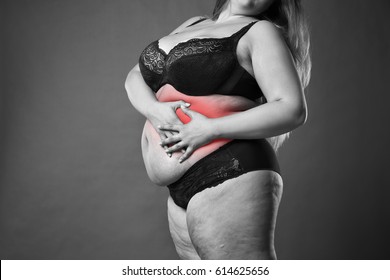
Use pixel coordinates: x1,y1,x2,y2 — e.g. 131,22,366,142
156,84,260,123
141,84,262,185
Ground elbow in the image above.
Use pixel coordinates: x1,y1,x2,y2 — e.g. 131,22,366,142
124,72,133,94
124,79,134,105
124,68,138,101
282,98,307,129
293,103,308,127
124,65,141,93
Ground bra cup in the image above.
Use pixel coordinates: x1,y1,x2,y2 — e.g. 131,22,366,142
138,20,264,100
139,56,161,92
164,53,236,95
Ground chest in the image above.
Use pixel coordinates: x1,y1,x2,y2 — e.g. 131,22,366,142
138,21,262,100
141,38,251,88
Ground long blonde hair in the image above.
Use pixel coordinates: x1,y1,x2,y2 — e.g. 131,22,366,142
213,0,312,150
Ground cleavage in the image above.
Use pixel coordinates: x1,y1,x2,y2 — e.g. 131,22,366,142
157,32,221,56
156,21,249,55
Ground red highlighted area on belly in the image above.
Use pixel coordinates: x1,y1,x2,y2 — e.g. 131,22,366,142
141,84,259,185
158,85,239,119
155,84,257,155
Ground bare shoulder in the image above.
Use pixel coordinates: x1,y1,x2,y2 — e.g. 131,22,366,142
169,16,207,34
246,20,286,50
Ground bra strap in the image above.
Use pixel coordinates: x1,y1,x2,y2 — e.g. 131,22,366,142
231,21,259,44
186,17,207,28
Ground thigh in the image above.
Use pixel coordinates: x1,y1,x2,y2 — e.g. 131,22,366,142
167,196,200,260
186,170,283,260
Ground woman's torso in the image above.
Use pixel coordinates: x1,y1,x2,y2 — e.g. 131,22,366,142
139,17,266,185
139,17,264,99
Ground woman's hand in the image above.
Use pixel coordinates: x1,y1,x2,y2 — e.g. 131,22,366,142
147,100,191,155
158,106,216,163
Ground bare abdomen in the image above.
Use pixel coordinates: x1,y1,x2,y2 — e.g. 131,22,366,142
141,84,259,186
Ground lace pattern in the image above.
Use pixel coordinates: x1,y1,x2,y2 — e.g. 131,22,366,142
167,145,244,209
140,42,165,74
166,39,224,67
140,21,258,77
140,39,225,76
138,20,260,95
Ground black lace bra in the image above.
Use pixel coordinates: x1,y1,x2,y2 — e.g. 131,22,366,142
139,18,264,101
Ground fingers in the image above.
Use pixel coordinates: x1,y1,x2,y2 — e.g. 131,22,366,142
166,130,176,138
158,132,172,157
158,124,181,132
158,124,184,157
166,131,177,157
180,105,194,118
158,131,167,144
160,134,181,146
180,105,205,120
164,142,185,154
162,136,195,162
178,146,194,163
172,100,191,110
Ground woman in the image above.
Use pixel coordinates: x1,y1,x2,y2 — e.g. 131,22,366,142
125,0,311,259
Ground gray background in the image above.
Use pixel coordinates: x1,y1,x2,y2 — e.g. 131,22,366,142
1,0,389,259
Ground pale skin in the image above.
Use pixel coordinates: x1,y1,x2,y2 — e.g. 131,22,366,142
125,0,307,259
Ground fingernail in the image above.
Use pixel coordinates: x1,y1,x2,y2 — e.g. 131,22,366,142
168,153,172,157
185,103,190,107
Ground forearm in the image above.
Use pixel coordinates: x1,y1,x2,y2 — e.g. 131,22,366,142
211,99,307,140
124,66,159,119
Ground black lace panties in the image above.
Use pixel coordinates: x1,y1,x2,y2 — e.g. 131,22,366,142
167,139,280,209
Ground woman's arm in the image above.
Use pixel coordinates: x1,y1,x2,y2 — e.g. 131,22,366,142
124,16,206,147
125,64,188,149
211,21,307,139
124,16,205,118
159,21,307,161
124,64,160,120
